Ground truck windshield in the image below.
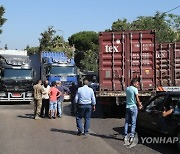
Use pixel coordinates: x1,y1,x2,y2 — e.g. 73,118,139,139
2,68,32,79
50,66,75,75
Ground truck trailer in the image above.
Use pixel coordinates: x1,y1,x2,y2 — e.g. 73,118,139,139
97,30,180,117
0,50,34,102
156,42,180,91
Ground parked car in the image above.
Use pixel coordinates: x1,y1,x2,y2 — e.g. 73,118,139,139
137,92,180,150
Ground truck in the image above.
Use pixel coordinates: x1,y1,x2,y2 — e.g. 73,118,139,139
97,30,180,117
30,51,78,100
0,50,34,102
156,42,180,91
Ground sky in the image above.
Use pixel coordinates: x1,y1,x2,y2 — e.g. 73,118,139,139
0,0,180,50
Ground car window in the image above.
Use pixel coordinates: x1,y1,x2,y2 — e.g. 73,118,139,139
146,95,166,111
164,95,180,114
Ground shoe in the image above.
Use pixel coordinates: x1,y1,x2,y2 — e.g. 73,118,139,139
129,137,134,144
35,116,41,120
58,115,62,118
41,115,45,118
84,133,89,137
49,116,52,119
124,136,129,145
77,132,82,136
53,116,56,119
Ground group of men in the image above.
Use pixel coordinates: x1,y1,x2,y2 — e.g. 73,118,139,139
33,79,96,136
32,77,143,138
33,80,68,120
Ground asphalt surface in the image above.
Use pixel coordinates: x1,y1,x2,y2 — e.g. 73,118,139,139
0,101,179,154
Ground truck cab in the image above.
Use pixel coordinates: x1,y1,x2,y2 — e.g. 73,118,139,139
0,50,33,102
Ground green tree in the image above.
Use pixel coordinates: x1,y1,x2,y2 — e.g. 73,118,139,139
131,12,179,42
110,12,180,43
39,26,56,51
27,26,74,57
0,5,7,34
111,18,131,31
81,49,98,71
68,31,98,71
25,45,39,55
68,31,98,51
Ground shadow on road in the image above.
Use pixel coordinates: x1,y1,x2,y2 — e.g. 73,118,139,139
50,128,123,141
62,103,123,119
17,114,34,119
0,102,31,105
113,126,124,135
51,128,77,135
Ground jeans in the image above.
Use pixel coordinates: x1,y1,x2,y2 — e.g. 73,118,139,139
41,99,49,117
76,104,92,134
57,99,63,117
124,105,138,137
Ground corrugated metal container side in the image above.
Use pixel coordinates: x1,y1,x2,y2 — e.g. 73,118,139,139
156,42,180,87
99,30,156,92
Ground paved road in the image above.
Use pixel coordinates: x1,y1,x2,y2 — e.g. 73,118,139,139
0,102,179,154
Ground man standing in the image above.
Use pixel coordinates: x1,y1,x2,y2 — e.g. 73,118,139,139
69,82,78,115
124,78,143,143
56,81,69,117
75,79,96,136
41,80,50,118
49,81,61,119
33,80,44,120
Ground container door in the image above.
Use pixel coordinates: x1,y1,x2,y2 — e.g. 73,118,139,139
156,43,172,86
173,42,180,86
126,31,156,91
99,31,156,91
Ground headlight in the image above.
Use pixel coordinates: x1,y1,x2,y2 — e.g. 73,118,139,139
26,92,32,97
0,92,6,97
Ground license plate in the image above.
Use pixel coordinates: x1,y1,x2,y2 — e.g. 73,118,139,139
61,76,67,81
13,93,21,97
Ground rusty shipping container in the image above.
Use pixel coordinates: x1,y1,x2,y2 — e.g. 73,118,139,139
156,42,180,90
98,30,156,96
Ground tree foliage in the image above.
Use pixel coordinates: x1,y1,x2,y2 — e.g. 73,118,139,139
111,18,131,31
68,31,98,71
110,12,180,43
0,5,7,34
27,26,74,57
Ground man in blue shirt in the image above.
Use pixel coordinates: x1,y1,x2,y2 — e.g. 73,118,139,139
124,78,142,144
75,79,96,136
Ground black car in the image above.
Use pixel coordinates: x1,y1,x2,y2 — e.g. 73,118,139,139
137,92,180,150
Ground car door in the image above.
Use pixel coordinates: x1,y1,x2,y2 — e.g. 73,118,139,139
138,94,167,132
158,94,180,135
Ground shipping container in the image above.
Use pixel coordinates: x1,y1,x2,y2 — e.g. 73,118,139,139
98,30,156,97
156,42,180,91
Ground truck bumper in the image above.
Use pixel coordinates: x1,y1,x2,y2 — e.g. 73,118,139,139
0,92,33,102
